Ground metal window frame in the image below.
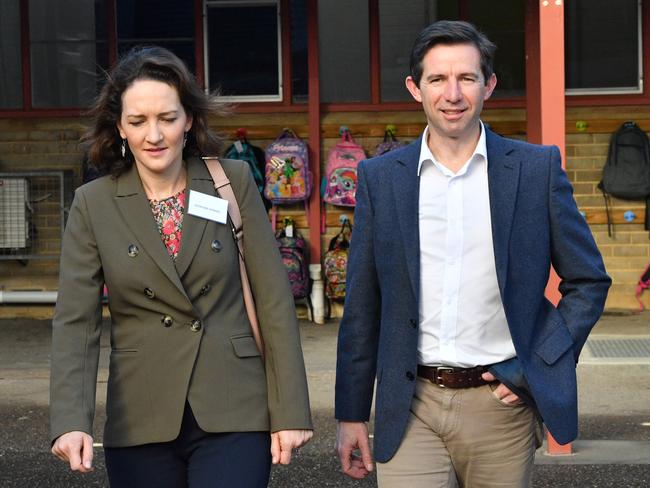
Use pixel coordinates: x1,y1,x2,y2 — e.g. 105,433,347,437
0,171,67,261
566,0,643,96
203,0,283,102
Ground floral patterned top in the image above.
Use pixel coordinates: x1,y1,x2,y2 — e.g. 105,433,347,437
149,190,186,260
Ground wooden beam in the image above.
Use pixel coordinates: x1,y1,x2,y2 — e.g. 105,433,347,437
306,0,321,263
193,0,205,88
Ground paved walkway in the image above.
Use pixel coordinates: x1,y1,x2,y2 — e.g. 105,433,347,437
0,312,649,486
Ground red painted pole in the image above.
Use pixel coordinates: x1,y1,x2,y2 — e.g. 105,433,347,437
527,0,572,455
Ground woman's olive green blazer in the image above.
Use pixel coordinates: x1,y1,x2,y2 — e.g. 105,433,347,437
50,157,312,447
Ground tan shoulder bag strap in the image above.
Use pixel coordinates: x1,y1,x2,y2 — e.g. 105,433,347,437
203,157,264,356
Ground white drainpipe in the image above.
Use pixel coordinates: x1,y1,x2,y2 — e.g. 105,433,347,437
0,290,58,303
309,264,325,324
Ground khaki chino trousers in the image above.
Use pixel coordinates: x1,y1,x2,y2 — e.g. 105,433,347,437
377,377,541,488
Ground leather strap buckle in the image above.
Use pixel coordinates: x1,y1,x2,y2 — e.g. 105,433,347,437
435,367,455,388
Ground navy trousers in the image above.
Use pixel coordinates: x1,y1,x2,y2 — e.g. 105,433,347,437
104,403,271,488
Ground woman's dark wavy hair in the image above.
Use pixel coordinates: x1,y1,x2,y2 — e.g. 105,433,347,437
83,46,227,177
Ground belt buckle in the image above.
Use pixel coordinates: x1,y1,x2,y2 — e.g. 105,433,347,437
435,367,455,387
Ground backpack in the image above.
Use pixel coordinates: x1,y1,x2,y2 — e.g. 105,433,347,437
224,129,265,194
598,121,650,235
635,262,650,312
374,124,406,156
324,219,352,300
264,129,311,204
275,219,309,299
323,127,365,207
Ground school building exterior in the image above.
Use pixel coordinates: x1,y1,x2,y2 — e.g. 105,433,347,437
1,0,649,317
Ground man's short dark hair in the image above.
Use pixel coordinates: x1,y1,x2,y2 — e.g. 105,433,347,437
409,20,496,87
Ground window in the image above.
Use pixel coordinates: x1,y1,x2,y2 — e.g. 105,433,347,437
467,0,525,98
0,0,22,109
379,0,458,102
290,0,308,103
29,0,108,108
205,0,282,101
565,0,642,94
117,0,195,75
318,0,370,103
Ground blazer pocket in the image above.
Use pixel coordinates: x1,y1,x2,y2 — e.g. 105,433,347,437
230,334,261,358
535,324,574,365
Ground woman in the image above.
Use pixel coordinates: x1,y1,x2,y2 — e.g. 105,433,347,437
50,46,312,487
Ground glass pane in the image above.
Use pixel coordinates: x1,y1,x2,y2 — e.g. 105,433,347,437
291,0,308,103
29,0,108,108
565,0,639,90
318,0,370,103
468,0,525,98
0,0,22,109
116,0,195,73
379,0,458,102
207,4,279,97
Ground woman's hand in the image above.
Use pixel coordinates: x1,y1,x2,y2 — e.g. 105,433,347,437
270,429,313,465
51,431,94,472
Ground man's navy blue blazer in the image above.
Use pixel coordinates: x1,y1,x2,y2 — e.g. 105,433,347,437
335,128,611,463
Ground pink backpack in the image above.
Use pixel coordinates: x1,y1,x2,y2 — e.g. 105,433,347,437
636,262,650,311
323,128,366,207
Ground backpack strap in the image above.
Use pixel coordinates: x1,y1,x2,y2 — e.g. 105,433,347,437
203,157,264,356
599,185,614,238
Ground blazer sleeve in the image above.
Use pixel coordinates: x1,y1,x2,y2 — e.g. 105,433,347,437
49,188,104,442
548,146,611,359
235,165,313,432
334,161,381,421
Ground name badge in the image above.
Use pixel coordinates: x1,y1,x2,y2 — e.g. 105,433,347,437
187,190,229,224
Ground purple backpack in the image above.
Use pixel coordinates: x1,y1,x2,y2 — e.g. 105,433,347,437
374,124,406,156
275,222,309,299
264,129,312,204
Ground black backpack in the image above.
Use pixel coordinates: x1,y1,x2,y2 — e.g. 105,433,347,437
598,121,650,236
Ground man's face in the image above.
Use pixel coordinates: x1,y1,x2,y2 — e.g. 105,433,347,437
405,43,496,143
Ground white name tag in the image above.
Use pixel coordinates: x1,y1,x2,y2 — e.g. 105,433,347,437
187,190,228,224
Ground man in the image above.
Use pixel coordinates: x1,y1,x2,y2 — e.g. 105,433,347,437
335,20,610,487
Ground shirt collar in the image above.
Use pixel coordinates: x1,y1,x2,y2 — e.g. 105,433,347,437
417,121,488,176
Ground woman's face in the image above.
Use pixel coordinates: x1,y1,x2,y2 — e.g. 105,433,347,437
117,79,193,179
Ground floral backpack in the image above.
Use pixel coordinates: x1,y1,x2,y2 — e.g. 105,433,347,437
324,219,352,299
323,127,366,207
374,124,406,156
264,129,311,204
275,219,309,299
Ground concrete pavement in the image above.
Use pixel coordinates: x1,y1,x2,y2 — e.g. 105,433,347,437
0,311,649,487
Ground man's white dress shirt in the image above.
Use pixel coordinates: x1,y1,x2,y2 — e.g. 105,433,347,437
417,122,516,368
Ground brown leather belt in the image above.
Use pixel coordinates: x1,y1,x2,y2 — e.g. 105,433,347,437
417,364,489,388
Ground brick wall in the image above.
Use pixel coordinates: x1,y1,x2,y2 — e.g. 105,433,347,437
565,122,650,310
1,107,649,316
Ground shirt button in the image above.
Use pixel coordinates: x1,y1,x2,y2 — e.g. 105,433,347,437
190,319,202,332
406,371,415,381
409,318,417,328
161,315,174,327
144,287,155,299
127,244,139,257
200,284,211,295
211,240,222,252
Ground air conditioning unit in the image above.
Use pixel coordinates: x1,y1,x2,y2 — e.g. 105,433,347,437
0,178,31,249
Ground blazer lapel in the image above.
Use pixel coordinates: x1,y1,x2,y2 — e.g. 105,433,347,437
392,139,422,301
114,165,188,298
174,158,211,277
486,130,521,296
